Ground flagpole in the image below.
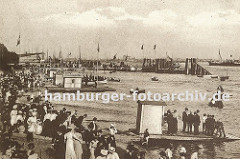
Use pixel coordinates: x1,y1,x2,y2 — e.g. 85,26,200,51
141,43,144,59
79,45,81,60
97,43,99,88
154,45,156,59
19,41,20,55
142,46,144,59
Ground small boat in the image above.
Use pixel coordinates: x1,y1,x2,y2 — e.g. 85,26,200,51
109,70,116,73
130,88,145,94
208,99,224,109
210,75,219,79
151,77,159,81
219,76,229,81
86,79,108,86
208,86,224,108
130,66,137,72
107,77,121,82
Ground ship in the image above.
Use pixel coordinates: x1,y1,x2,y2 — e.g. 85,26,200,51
209,49,240,66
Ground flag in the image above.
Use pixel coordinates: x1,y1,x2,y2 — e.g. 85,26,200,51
97,43,100,52
141,44,144,50
230,55,233,57
113,54,117,59
16,35,20,46
153,44,156,50
69,52,71,55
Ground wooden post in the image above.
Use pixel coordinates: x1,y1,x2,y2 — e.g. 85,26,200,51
192,58,196,75
185,58,188,75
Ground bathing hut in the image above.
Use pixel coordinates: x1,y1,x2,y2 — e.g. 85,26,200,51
54,74,63,85
136,101,166,135
63,75,83,88
49,69,56,78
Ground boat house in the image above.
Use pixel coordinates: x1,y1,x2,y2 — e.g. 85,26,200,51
63,75,83,88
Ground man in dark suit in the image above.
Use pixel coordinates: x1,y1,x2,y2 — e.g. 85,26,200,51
88,117,98,136
194,110,201,135
182,108,188,132
74,114,87,130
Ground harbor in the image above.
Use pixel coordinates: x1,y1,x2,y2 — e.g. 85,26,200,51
1,0,240,159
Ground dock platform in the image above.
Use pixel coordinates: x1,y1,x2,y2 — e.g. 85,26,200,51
147,132,240,142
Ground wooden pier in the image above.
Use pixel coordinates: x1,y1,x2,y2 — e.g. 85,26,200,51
185,58,211,76
142,58,185,74
142,58,211,75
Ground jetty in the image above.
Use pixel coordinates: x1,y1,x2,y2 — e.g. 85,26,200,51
142,57,212,76
185,58,211,76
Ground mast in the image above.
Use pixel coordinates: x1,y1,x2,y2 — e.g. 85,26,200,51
153,44,156,58
141,43,144,59
219,49,222,62
97,42,99,87
79,45,81,61
59,46,62,59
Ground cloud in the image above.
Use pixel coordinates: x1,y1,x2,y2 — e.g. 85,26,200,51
39,9,115,27
142,9,178,28
187,10,240,27
37,7,180,29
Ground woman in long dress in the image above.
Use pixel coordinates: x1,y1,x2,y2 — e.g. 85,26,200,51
64,128,77,159
89,138,99,159
73,130,83,159
10,105,18,126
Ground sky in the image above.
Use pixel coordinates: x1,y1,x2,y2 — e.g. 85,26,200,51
0,0,240,59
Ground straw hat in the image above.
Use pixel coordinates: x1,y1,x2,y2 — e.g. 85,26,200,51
110,124,115,127
100,149,108,156
198,144,204,149
108,147,115,152
13,105,18,109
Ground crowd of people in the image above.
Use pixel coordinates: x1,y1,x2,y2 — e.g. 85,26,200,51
0,72,145,159
163,108,226,137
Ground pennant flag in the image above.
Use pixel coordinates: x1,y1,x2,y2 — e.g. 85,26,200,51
153,44,156,50
97,43,100,52
141,44,144,50
113,54,117,59
16,35,20,46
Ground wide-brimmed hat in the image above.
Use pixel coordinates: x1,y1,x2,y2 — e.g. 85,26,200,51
110,124,115,127
100,149,108,156
13,105,18,109
108,147,115,152
198,144,204,149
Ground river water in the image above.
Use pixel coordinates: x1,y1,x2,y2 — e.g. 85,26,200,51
95,63,240,159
